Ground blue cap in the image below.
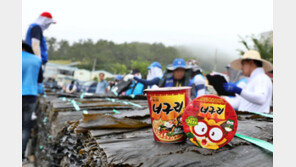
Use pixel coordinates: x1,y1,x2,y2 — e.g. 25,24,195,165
115,75,123,81
148,62,162,69
167,58,187,71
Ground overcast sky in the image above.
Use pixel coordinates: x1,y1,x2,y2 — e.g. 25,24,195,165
22,0,273,57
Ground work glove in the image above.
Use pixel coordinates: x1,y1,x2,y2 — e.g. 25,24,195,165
223,82,242,95
123,74,134,81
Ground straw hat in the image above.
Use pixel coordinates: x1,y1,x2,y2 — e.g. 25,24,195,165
230,50,273,72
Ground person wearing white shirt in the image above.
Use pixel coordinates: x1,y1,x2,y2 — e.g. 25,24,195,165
223,50,273,113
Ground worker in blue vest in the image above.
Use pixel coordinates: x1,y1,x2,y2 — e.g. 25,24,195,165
22,41,43,161
157,58,206,99
132,62,163,89
25,12,56,65
158,58,189,87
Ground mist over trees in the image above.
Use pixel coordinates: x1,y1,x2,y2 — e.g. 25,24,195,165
46,37,239,77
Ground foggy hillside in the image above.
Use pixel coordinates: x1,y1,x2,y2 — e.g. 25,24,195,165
175,44,240,73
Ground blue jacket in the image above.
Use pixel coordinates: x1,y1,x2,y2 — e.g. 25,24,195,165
25,23,48,64
22,51,42,96
134,77,160,86
125,81,144,96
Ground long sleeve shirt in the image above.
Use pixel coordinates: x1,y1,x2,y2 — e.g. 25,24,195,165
237,68,272,113
134,77,160,86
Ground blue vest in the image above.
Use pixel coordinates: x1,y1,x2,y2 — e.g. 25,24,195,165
22,51,42,96
126,81,144,96
164,76,175,87
164,76,191,87
25,23,48,64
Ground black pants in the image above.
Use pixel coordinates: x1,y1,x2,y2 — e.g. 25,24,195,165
22,97,37,157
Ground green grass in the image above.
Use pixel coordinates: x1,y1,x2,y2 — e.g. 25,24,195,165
48,60,81,65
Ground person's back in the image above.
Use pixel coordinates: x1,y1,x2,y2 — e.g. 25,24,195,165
125,69,144,96
22,51,42,96
125,81,144,96
25,23,47,64
22,44,42,160
25,12,56,65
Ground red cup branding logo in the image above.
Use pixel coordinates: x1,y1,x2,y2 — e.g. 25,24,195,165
183,95,237,149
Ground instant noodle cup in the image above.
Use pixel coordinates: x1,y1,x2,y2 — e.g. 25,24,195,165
145,87,191,143
182,95,238,149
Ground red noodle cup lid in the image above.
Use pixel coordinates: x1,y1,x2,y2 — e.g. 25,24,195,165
182,95,237,149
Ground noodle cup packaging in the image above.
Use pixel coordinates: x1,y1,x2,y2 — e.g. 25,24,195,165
182,95,238,149
145,87,191,143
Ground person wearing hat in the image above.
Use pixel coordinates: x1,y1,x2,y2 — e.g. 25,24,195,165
25,12,56,65
109,75,124,90
115,75,123,82
158,58,203,97
223,50,273,113
114,74,123,86
125,69,145,96
159,58,189,87
132,62,163,89
22,41,43,160
187,60,206,98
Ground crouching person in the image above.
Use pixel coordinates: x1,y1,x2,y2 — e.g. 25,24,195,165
224,50,273,113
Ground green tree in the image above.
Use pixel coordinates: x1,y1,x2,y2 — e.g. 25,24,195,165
44,37,187,73
93,76,98,82
46,37,58,56
237,33,273,63
131,60,150,79
110,63,129,74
